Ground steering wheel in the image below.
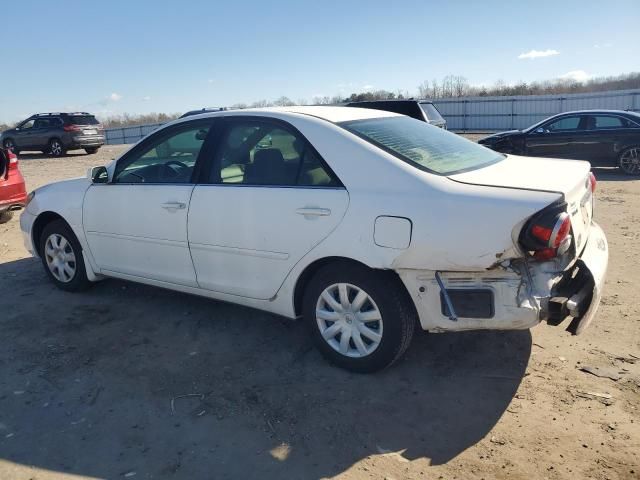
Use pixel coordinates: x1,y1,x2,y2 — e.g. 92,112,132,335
166,160,189,170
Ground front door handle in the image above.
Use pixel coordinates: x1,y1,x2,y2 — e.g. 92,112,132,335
161,201,186,211
296,207,331,217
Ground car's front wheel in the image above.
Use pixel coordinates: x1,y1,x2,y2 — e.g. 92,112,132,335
48,138,65,157
85,147,100,154
303,262,416,373
39,219,91,291
619,146,640,176
3,138,17,154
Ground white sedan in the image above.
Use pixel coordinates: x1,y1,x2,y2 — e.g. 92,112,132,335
20,106,609,372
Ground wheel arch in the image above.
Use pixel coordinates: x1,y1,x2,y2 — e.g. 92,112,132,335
292,256,412,318
32,211,68,256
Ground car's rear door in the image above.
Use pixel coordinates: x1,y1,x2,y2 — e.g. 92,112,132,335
525,115,585,158
188,116,349,299
583,114,634,164
83,119,215,286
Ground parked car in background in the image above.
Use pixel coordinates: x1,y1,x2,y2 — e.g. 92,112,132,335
0,148,27,223
0,112,105,157
479,110,640,175
21,106,607,372
346,99,447,129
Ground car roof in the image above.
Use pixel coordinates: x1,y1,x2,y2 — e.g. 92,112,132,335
181,105,402,123
347,99,434,105
550,109,637,116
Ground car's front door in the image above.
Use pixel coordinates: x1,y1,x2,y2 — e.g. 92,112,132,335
83,120,214,286
525,115,585,159
188,117,349,299
32,118,52,149
13,119,36,149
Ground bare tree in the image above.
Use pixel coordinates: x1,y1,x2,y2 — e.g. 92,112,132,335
274,96,295,107
417,80,430,98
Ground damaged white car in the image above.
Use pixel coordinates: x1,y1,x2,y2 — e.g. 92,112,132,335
20,106,608,372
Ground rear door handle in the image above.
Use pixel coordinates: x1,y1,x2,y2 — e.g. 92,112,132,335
161,201,186,211
296,207,331,217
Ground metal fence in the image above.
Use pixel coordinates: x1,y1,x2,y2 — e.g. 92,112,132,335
433,88,640,131
105,122,165,145
103,89,640,143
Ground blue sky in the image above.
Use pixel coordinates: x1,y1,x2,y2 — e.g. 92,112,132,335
1,0,638,123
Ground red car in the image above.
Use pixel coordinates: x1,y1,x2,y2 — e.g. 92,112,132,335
0,147,27,224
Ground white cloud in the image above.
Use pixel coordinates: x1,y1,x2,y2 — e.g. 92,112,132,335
109,92,122,101
362,84,375,91
518,49,560,59
142,96,151,101
559,70,593,82
594,43,613,49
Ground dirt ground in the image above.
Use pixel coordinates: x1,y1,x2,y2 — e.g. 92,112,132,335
0,143,639,480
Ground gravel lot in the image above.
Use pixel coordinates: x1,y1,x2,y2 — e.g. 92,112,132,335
0,143,639,480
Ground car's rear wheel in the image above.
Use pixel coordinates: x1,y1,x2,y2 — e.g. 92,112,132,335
0,210,13,224
303,261,416,373
39,219,91,291
619,147,640,176
85,147,99,154
48,138,65,157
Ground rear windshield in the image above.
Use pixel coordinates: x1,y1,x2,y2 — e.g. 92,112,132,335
339,116,503,175
420,103,444,122
67,115,99,125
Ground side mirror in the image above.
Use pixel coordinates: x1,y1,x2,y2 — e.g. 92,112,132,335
88,166,109,184
535,127,546,134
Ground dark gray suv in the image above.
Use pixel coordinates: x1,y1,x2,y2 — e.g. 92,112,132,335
0,112,105,156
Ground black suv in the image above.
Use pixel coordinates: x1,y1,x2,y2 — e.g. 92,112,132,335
0,112,105,156
346,99,447,129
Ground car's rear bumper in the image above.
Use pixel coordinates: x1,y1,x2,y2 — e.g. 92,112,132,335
397,221,608,334
69,134,105,148
0,175,28,212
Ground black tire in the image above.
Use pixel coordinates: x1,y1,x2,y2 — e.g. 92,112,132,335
0,210,13,224
303,261,416,373
48,138,65,157
85,147,100,154
3,138,16,153
39,219,92,292
618,146,640,176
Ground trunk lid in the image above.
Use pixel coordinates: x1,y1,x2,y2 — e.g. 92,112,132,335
450,154,594,254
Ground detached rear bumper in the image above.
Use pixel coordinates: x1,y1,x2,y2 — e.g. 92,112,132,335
548,221,608,334
397,221,608,334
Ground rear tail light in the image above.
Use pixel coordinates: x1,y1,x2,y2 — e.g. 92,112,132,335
520,205,572,261
7,149,18,170
588,172,596,193
63,124,81,132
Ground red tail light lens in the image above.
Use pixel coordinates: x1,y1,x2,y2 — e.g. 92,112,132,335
588,172,596,193
63,124,81,132
520,207,572,261
7,149,18,170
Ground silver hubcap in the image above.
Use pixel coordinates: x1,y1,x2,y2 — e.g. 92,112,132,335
44,234,76,283
51,142,62,155
620,148,640,174
316,283,383,358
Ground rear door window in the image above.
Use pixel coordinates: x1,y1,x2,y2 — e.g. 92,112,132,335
591,116,625,129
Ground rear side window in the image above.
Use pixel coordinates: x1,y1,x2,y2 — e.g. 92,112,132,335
212,120,339,187
34,118,51,129
420,103,444,122
340,116,502,175
67,115,99,125
592,116,625,129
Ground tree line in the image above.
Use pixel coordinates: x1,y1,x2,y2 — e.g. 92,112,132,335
2,72,638,131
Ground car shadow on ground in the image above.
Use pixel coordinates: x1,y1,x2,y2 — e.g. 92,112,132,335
0,257,531,479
